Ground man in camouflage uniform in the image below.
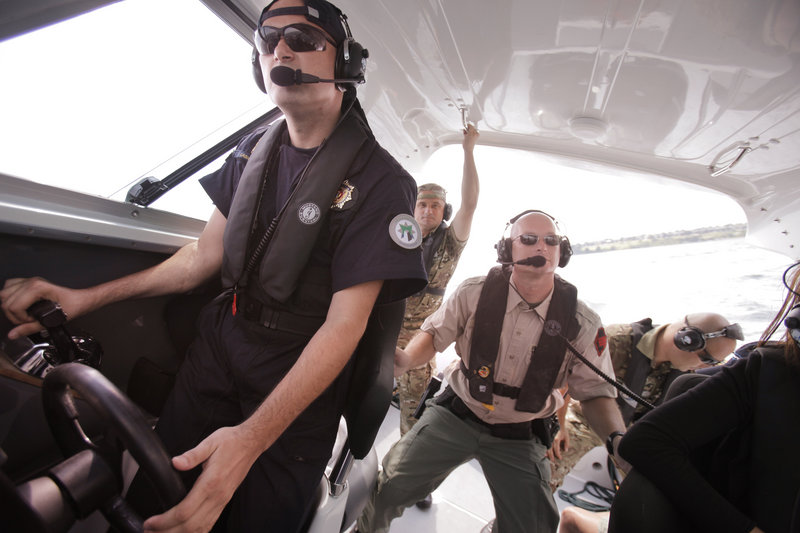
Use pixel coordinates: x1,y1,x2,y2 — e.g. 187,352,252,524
395,125,480,453
549,312,742,493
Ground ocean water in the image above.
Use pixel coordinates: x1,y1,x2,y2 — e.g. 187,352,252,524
546,238,791,342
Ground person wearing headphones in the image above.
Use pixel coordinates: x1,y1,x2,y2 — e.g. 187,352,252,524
554,314,743,533
550,313,743,494
393,124,480,508
356,211,628,533
0,1,427,531
605,262,800,533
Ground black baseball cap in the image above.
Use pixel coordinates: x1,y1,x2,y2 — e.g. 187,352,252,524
259,0,347,46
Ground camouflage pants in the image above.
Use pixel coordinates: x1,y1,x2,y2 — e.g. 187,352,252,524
396,358,437,436
549,399,603,492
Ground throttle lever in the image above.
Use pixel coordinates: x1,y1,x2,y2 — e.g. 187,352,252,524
26,299,79,364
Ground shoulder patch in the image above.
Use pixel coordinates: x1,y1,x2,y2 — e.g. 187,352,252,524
389,214,422,249
594,327,607,356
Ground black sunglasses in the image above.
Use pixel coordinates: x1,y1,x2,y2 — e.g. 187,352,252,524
255,23,336,55
515,234,561,246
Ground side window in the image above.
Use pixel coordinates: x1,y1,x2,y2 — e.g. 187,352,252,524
0,0,272,220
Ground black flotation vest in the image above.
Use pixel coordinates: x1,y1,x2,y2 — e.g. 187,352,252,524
618,318,684,424
462,266,580,413
221,100,376,322
415,221,448,298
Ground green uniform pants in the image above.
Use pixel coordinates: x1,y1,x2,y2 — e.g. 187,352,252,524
357,402,559,533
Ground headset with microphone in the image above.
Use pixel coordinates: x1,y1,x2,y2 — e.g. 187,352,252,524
251,4,368,93
269,66,362,87
495,209,573,268
673,315,744,352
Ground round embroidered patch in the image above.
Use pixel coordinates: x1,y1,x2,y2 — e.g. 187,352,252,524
478,365,491,378
389,214,422,249
544,320,562,337
298,203,321,225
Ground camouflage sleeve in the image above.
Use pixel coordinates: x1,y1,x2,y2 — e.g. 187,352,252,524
605,323,634,381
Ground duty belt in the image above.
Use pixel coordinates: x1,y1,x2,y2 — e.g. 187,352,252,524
450,370,560,447
238,293,324,337
435,386,535,441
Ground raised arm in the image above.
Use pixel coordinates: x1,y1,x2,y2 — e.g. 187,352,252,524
142,279,383,532
449,124,480,241
2,208,226,339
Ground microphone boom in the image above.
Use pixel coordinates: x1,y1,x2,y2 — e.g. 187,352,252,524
269,65,360,87
515,256,547,267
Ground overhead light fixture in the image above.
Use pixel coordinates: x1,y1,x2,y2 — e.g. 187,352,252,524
569,116,608,141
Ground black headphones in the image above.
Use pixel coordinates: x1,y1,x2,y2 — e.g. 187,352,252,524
495,209,573,268
443,203,453,221
784,304,800,347
673,315,744,351
251,9,367,93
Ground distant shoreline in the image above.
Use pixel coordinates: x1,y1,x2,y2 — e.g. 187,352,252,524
572,223,746,254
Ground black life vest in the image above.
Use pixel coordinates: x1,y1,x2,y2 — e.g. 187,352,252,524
416,221,448,297
619,318,684,424
221,102,376,320
463,265,580,413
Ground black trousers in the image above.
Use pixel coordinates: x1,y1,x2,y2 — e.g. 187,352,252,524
128,296,348,532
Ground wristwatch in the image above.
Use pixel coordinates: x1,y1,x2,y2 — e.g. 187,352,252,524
606,430,625,456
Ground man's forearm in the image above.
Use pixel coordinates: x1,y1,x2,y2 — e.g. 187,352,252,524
396,331,437,375
82,207,226,310
450,126,480,242
579,396,625,443
239,281,382,456
461,150,479,213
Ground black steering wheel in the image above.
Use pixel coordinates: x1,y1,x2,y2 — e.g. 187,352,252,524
42,363,185,531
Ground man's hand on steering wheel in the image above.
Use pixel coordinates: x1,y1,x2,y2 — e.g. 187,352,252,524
143,426,263,533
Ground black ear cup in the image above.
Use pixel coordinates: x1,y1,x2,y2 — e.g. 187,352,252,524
443,203,453,221
495,237,513,263
785,304,800,329
558,237,573,268
334,38,367,83
674,325,706,352
252,48,266,93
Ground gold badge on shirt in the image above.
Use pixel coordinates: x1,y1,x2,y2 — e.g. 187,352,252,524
331,180,357,210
